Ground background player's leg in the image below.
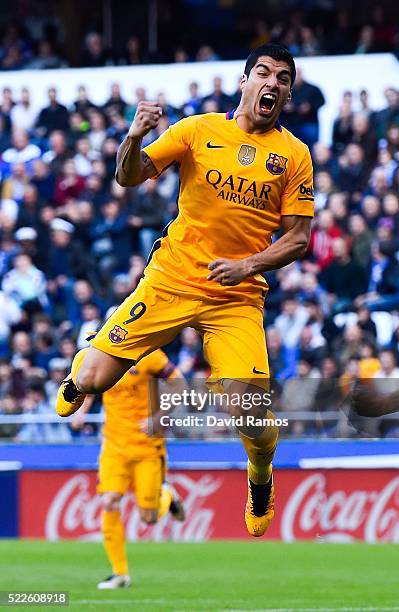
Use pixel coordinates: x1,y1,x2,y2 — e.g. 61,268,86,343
99,492,130,585
134,457,163,524
97,452,131,589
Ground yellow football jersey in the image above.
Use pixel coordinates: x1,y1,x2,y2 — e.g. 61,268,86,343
144,112,314,302
101,349,174,457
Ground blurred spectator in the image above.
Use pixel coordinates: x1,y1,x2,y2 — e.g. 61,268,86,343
350,113,378,165
281,67,325,149
2,253,48,313
41,130,70,176
1,129,41,177
1,161,30,203
348,214,372,270
125,87,146,124
201,77,233,113
82,33,113,67
356,241,399,312
35,87,69,136
196,45,220,62
181,82,201,117
266,326,296,380
374,349,399,379
321,237,368,312
372,88,399,140
337,143,368,200
332,95,353,154
123,36,142,65
46,218,90,282
129,180,167,258
10,88,36,132
103,83,127,117
177,328,202,377
0,290,21,357
71,85,97,117
76,302,101,349
355,26,377,54
54,159,85,206
274,297,308,349
25,40,66,70
90,199,131,276
306,209,342,271
87,110,107,152
280,359,320,414
298,325,326,367
300,27,322,56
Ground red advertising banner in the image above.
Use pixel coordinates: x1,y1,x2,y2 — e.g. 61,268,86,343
20,469,399,542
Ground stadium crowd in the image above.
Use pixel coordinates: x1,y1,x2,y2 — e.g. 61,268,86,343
0,2,398,71
0,67,399,441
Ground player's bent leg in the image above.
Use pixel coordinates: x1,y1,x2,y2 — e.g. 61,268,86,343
75,346,134,393
98,492,131,590
55,346,133,417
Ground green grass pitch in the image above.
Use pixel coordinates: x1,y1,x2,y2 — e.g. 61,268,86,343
0,540,398,611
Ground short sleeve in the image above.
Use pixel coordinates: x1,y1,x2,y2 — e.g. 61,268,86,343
143,116,197,175
281,146,314,217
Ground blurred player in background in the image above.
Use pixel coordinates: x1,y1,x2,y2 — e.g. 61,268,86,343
56,43,314,537
72,346,185,589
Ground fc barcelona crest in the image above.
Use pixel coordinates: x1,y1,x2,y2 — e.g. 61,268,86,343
238,144,256,166
109,325,128,344
266,152,288,175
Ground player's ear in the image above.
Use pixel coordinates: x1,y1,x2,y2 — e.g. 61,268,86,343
239,74,247,91
287,90,292,101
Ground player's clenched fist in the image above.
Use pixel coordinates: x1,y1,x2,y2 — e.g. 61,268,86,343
128,101,162,138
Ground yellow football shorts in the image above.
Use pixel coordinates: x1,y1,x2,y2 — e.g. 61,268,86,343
91,278,269,382
97,446,166,509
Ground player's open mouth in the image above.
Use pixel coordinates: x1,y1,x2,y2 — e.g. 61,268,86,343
258,92,277,115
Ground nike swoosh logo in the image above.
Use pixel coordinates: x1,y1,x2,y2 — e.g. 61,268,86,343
252,367,267,375
206,141,225,148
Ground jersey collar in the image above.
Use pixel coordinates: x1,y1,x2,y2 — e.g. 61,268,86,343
225,109,282,132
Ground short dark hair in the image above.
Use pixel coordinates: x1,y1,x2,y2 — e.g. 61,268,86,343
244,43,296,86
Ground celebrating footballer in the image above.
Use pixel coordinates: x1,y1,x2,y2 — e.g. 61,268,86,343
56,43,314,538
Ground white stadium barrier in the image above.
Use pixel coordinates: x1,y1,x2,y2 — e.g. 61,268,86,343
1,53,398,144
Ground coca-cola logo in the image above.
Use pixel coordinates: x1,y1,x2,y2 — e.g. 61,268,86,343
281,473,399,542
45,473,222,542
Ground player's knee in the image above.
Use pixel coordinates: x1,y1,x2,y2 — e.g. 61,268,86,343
76,364,104,394
139,508,158,525
102,493,121,512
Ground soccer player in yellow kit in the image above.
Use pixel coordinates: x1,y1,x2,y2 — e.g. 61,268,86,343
72,347,184,589
56,44,314,537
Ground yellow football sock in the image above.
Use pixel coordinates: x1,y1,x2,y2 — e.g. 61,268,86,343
158,485,173,519
71,348,89,389
240,409,279,484
101,510,128,576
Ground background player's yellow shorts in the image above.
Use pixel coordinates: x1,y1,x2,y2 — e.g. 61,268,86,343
97,446,166,509
91,278,269,383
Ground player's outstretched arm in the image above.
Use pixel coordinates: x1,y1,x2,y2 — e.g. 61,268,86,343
115,101,162,187
70,394,95,430
208,215,311,286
